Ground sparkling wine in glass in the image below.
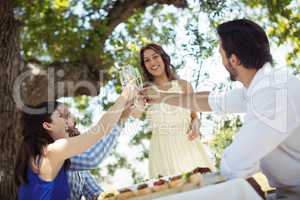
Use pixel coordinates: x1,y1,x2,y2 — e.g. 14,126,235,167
119,66,145,109
119,66,143,89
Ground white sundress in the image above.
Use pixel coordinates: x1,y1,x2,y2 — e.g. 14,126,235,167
146,80,213,178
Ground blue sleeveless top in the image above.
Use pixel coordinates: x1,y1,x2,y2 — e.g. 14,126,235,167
18,167,69,200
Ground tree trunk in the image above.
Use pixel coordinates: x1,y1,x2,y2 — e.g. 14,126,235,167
20,61,102,106
0,1,22,199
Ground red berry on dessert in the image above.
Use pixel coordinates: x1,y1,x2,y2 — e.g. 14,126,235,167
135,183,152,196
137,183,148,190
192,167,211,174
153,179,169,192
153,179,167,186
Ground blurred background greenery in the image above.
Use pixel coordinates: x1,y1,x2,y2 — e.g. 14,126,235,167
9,0,300,190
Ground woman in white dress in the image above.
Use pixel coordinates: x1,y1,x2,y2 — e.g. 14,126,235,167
131,43,213,178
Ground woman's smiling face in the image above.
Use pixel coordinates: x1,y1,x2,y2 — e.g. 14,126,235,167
143,49,166,78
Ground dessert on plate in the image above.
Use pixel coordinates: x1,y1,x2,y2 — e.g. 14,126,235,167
169,175,185,188
135,183,152,196
98,192,117,200
153,179,169,192
117,188,135,200
189,167,211,186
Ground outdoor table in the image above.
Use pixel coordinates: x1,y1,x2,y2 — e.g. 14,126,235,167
154,178,263,200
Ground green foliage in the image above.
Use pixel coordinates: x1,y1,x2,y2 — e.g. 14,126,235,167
74,95,90,111
182,13,217,87
73,96,93,126
14,0,300,188
183,14,217,63
130,129,152,147
16,0,88,63
105,4,180,86
130,123,152,162
198,0,228,17
210,117,243,169
107,153,145,184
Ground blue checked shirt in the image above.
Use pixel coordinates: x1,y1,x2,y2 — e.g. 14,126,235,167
68,126,121,200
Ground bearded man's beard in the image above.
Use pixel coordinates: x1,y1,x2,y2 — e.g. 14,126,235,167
225,62,238,81
229,71,237,81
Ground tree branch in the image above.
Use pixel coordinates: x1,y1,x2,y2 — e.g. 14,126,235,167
83,0,187,67
18,0,188,105
17,61,108,105
104,0,188,38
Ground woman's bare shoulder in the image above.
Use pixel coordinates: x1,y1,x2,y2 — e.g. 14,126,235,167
177,79,193,92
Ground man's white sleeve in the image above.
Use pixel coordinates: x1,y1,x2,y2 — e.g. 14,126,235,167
220,87,295,179
208,88,247,114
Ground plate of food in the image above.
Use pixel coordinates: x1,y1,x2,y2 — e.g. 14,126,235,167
98,167,226,200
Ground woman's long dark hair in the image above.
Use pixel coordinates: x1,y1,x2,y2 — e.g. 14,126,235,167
140,43,177,83
14,101,70,186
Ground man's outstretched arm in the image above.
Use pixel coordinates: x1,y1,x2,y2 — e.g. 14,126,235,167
142,86,212,112
142,86,247,114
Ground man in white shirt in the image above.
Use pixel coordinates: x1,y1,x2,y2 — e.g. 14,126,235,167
142,19,300,199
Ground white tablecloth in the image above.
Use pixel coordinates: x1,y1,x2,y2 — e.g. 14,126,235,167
154,178,263,200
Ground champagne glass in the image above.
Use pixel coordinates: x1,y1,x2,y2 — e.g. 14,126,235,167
119,66,145,109
119,66,143,89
